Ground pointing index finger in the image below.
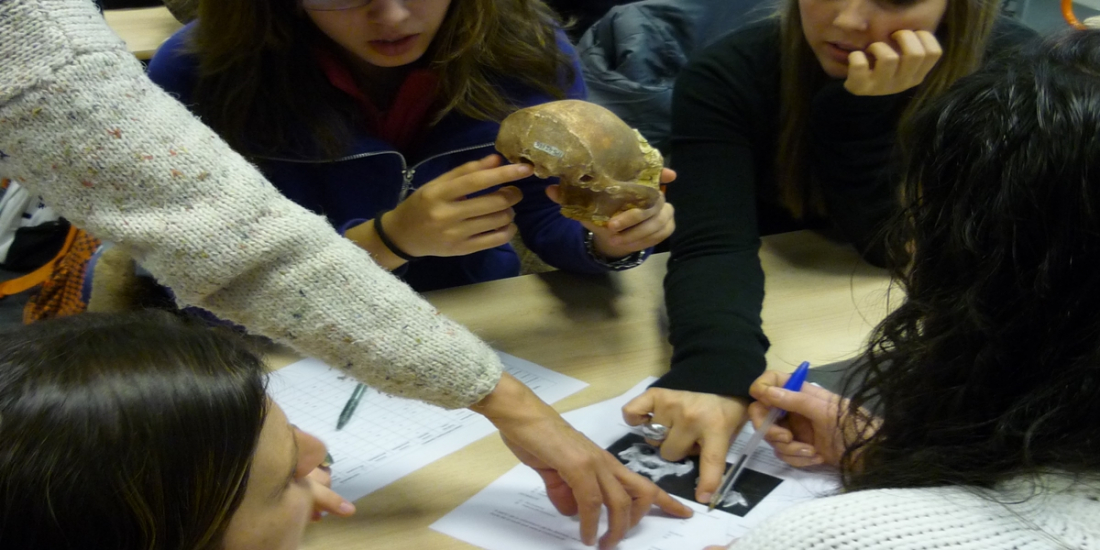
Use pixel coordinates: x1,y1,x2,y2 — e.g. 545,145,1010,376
695,431,732,502
438,157,534,201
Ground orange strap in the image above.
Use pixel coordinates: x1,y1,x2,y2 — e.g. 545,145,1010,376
0,225,79,298
1065,0,1086,29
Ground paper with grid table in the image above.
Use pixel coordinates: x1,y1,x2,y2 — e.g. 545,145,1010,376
266,352,587,503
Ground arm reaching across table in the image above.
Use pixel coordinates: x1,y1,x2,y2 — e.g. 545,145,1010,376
0,4,692,545
0,0,500,409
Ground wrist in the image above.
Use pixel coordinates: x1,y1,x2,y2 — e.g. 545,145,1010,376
585,231,647,271
345,218,408,270
726,395,751,407
469,372,548,425
375,212,420,262
591,232,628,259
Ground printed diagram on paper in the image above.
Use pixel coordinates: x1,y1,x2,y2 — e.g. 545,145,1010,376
432,377,840,550
267,352,587,503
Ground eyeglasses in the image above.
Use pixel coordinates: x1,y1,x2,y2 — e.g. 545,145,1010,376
302,0,410,11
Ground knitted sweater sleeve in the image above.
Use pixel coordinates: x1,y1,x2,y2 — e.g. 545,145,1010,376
730,483,1100,550
0,0,502,409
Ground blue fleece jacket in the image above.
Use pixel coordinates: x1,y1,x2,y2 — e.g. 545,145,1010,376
148,24,627,291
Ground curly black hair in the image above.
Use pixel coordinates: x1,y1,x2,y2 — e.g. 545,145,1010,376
842,29,1100,492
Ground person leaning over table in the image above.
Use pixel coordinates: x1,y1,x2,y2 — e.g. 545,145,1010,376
704,28,1100,549
0,1,691,548
620,0,1038,506
0,311,358,550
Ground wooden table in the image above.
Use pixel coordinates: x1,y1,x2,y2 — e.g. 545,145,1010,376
291,230,893,549
103,7,182,60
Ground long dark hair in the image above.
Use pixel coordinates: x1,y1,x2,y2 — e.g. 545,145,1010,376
775,0,1000,218
0,311,268,550
840,29,1100,492
190,0,573,157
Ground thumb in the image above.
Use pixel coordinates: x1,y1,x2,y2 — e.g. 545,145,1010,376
545,184,562,204
622,390,657,426
660,168,677,184
695,434,731,503
748,371,789,403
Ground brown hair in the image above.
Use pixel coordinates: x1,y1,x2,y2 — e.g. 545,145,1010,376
189,0,574,158
0,311,268,550
774,0,1000,218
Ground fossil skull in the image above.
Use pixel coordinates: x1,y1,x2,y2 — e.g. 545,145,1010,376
495,100,663,226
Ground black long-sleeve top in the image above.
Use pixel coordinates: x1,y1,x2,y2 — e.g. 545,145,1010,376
656,18,1036,398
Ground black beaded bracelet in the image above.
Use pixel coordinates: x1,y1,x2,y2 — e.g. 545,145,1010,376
374,213,419,262
584,230,647,271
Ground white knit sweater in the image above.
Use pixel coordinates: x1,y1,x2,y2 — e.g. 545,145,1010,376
734,475,1100,549
0,0,502,409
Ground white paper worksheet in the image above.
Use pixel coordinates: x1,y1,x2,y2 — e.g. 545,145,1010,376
267,351,588,503
431,377,840,550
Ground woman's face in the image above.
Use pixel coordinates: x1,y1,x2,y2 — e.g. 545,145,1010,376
221,403,329,550
799,0,949,78
305,0,454,69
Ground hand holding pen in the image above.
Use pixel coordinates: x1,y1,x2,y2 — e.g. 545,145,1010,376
708,362,810,511
746,368,860,469
702,366,866,548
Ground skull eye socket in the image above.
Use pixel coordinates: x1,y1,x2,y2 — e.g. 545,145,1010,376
579,174,595,183
518,156,535,166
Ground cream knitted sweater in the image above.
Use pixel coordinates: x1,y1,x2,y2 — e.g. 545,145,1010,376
734,476,1100,549
0,0,502,409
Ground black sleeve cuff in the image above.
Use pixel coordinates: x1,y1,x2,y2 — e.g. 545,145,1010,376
651,340,768,399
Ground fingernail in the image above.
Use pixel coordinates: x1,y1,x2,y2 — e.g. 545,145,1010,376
697,492,713,503
338,501,355,514
767,387,786,400
798,448,815,457
515,164,532,175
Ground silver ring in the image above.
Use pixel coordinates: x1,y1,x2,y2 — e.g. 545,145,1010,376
640,422,669,442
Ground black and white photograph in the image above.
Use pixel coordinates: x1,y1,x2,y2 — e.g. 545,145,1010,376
606,432,784,517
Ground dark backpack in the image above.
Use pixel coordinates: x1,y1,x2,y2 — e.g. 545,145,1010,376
577,0,771,154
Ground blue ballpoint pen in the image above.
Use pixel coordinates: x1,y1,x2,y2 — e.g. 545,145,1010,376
708,361,811,511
